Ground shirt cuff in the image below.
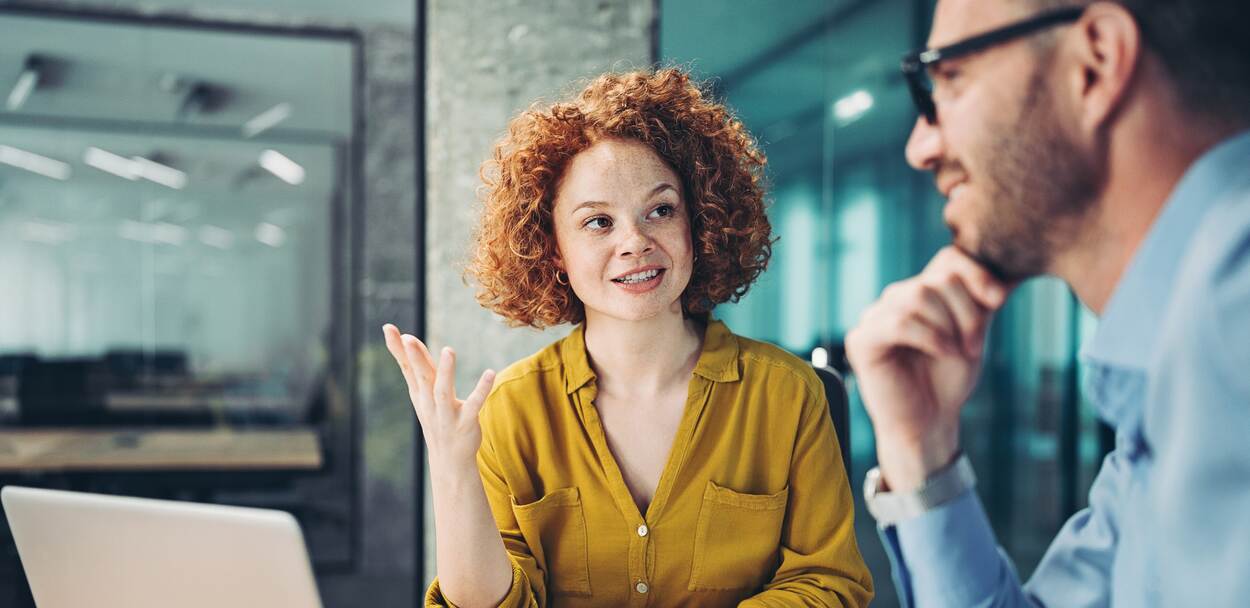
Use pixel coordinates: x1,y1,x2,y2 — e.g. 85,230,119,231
424,560,528,608
880,488,1009,607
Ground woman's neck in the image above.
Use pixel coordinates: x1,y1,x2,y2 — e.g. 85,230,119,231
583,307,704,398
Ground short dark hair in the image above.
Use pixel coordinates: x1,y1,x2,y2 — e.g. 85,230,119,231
1028,0,1250,124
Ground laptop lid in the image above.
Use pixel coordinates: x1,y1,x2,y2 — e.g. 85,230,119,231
1,485,323,608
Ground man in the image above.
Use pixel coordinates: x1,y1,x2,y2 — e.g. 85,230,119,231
845,0,1250,606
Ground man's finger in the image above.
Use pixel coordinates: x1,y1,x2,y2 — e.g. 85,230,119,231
891,314,961,360
924,274,990,357
927,246,1011,309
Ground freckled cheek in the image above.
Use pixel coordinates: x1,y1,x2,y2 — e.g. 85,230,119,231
655,221,693,262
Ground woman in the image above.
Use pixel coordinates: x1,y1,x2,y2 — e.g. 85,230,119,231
384,68,872,607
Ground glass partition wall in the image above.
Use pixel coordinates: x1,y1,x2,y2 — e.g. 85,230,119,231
0,9,361,605
661,1,1110,605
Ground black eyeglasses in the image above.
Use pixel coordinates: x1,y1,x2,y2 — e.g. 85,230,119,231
902,6,1085,124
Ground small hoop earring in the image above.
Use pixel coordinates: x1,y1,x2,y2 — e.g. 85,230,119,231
554,268,569,286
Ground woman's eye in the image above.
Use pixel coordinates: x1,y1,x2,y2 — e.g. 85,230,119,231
649,204,675,219
584,216,612,230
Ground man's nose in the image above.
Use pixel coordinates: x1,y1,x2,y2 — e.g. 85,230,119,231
904,115,943,171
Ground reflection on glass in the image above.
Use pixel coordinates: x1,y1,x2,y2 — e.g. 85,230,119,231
0,10,359,589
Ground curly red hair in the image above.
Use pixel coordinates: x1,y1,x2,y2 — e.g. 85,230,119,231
469,67,773,328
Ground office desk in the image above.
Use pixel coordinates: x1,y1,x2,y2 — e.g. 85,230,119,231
0,428,322,473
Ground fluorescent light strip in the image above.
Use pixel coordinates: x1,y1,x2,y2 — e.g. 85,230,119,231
259,149,305,185
6,69,38,111
84,147,140,180
242,103,292,138
198,225,235,249
0,145,71,180
833,90,874,125
254,222,286,247
131,156,187,190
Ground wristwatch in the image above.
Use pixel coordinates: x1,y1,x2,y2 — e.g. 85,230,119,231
863,452,976,526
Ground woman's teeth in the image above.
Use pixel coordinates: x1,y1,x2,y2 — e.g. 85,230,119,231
613,269,660,284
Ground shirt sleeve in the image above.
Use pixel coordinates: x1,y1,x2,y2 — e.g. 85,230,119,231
739,384,874,607
424,423,543,608
881,440,1128,608
1149,198,1250,606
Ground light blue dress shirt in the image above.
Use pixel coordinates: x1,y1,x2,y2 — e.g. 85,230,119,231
879,129,1250,608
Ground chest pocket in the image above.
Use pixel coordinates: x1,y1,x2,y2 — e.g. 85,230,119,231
688,480,789,591
511,487,592,596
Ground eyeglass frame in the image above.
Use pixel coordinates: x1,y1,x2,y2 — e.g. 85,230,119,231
901,6,1086,124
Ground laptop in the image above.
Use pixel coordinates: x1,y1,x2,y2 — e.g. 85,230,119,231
1,485,323,608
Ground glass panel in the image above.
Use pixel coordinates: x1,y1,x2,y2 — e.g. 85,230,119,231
0,10,359,593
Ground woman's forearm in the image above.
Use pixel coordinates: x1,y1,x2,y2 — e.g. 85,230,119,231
429,455,515,607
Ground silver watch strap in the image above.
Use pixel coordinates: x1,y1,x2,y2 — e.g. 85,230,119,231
864,453,976,526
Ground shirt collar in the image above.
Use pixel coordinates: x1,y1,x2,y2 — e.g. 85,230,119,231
560,318,741,394
1082,129,1250,371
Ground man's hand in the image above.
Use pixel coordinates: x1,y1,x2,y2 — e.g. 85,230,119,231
846,247,1012,491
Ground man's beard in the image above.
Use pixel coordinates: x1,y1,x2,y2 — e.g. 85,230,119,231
968,65,1101,283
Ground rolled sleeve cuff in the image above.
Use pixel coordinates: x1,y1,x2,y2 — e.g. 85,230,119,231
425,560,529,608
879,488,1013,608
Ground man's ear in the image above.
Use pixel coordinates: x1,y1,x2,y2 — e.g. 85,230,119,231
1065,2,1142,134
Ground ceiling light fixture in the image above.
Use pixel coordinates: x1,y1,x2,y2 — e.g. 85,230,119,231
6,56,44,111
131,156,187,190
833,90,874,126
0,144,70,180
84,147,141,180
242,103,292,138
259,149,305,185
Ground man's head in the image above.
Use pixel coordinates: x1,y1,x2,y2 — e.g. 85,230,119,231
905,0,1250,282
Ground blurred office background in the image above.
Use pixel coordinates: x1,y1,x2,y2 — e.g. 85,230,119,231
0,1,1108,606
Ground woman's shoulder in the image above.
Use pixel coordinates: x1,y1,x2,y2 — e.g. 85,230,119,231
727,329,824,400
490,337,565,391
479,329,578,426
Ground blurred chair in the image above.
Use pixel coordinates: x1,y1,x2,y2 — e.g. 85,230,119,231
17,359,109,425
813,365,851,474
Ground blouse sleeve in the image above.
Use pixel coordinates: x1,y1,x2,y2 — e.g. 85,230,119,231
739,382,874,607
424,410,544,607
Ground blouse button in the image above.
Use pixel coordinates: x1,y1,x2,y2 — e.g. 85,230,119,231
636,581,649,594
637,524,649,537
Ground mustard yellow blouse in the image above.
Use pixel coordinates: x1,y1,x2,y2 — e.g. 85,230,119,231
426,320,873,607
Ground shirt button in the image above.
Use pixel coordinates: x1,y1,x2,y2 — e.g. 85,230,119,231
637,524,649,537
636,581,649,594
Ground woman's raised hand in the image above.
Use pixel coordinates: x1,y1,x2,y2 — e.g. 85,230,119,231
382,324,496,466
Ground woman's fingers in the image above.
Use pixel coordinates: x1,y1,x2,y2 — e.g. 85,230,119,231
401,334,435,388
462,369,497,416
433,347,458,408
382,324,425,391
409,334,438,376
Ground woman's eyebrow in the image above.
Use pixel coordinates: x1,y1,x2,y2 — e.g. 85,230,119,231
651,183,678,197
571,200,610,214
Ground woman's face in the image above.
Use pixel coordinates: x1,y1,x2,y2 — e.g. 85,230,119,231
551,138,694,324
